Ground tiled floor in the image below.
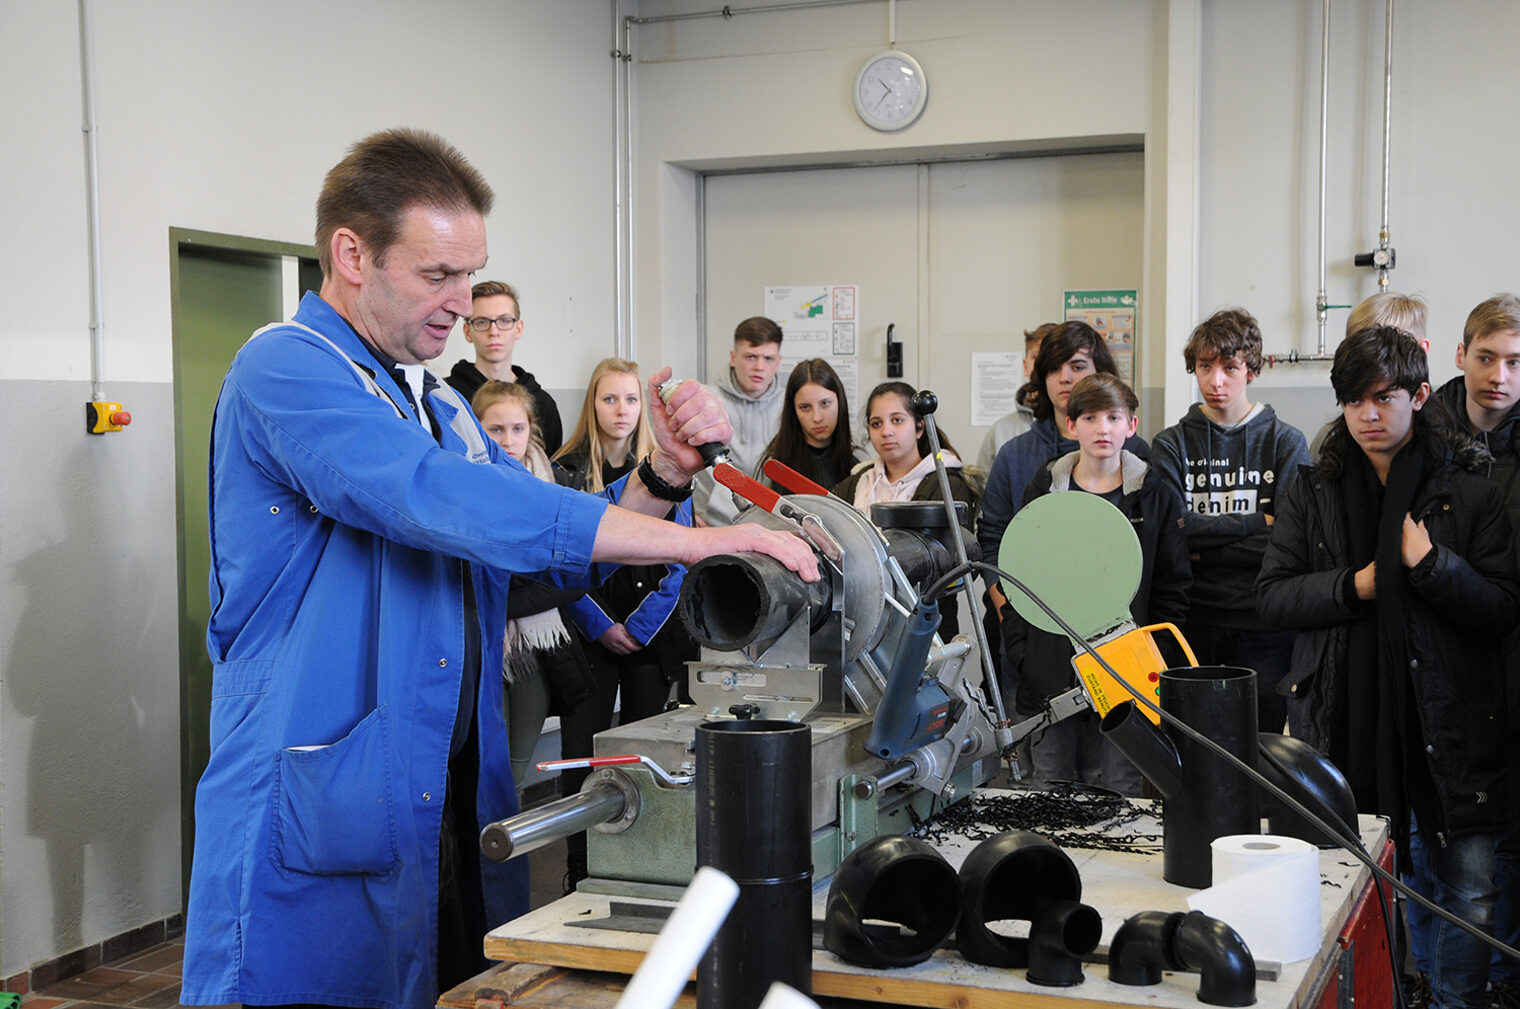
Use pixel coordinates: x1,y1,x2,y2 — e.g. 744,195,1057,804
18,838,570,1009
18,942,200,1009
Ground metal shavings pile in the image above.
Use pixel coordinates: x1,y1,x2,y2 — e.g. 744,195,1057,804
906,783,1162,854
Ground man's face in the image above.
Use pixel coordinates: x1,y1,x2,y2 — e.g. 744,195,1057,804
1066,406,1138,461
465,293,522,367
1342,381,1430,463
1192,352,1256,424
1456,329,1520,431
1044,349,1094,419
730,341,782,398
351,205,487,365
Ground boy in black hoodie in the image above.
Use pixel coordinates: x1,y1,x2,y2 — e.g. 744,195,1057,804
1004,374,1191,795
1150,309,1308,733
1434,294,1520,1008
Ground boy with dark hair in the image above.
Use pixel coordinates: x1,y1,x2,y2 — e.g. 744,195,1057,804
694,315,786,523
978,321,1149,614
1433,293,1520,1008
1151,308,1309,733
1003,373,1190,793
1257,326,1518,1009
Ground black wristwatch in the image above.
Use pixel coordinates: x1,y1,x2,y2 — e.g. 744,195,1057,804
637,455,694,502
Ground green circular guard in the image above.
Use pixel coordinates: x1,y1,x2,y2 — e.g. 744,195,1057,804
997,491,1142,639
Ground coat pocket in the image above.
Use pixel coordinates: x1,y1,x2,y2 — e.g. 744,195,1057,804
271,706,399,876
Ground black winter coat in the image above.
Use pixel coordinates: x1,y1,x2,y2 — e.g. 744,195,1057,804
1001,450,1192,715
1435,376,1520,733
1255,459,1518,839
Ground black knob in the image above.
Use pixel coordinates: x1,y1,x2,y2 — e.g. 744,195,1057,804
911,390,938,416
729,703,761,720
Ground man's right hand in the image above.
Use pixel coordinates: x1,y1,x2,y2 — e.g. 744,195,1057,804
691,524,821,582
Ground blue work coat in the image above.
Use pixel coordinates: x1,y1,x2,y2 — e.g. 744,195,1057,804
182,293,613,1009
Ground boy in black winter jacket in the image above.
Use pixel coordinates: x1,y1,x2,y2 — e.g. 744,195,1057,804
1433,294,1520,1007
1151,309,1308,733
1256,327,1518,1009
1003,374,1191,796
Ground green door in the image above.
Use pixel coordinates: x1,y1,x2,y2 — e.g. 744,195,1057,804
170,230,319,899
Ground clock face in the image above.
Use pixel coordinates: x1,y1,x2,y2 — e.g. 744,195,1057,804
853,50,927,132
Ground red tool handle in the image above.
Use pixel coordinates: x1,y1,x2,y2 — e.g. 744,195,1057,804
762,459,829,496
713,462,782,513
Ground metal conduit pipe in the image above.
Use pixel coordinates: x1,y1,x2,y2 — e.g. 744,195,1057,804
1376,0,1395,290
1315,0,1331,356
79,0,106,401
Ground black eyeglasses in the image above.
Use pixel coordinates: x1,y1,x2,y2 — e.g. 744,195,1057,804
467,315,519,332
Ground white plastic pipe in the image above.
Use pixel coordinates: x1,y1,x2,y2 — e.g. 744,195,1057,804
614,866,739,1009
758,981,822,1009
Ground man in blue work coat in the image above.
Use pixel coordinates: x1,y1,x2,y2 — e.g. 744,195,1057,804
180,128,816,1009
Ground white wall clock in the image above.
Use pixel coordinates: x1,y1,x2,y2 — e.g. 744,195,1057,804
853,49,928,132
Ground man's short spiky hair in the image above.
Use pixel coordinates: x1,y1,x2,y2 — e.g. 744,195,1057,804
1184,308,1263,374
1462,293,1520,349
315,128,493,277
1065,373,1138,421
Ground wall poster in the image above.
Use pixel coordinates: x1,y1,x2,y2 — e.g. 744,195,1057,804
1063,288,1138,386
764,285,860,409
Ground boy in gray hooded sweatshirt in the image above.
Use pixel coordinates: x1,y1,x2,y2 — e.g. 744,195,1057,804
1150,308,1309,733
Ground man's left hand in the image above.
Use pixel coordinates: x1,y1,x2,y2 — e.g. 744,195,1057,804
646,367,733,482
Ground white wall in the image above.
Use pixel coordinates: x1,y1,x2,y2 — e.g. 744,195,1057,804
1199,0,1520,436
0,0,617,978
627,0,1171,399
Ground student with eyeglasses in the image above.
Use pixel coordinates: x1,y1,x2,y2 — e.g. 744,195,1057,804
445,280,564,453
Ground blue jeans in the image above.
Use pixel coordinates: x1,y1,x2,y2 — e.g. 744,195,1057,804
1492,742,1520,984
1404,813,1500,1009
1184,622,1293,735
1024,709,1143,797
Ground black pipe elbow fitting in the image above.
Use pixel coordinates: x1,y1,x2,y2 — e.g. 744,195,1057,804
1108,910,1257,1007
1175,911,1257,1007
1108,910,1185,987
823,836,960,968
956,830,1087,968
1256,733,1359,849
1026,899,1102,987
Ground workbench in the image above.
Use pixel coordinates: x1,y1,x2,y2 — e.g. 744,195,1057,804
458,796,1394,1009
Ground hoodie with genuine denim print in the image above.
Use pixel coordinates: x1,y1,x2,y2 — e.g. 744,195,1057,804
1150,403,1309,629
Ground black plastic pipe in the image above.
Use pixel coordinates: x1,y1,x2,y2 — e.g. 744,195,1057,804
1256,733,1360,849
695,718,812,1009
1101,665,1260,888
823,835,960,968
680,552,830,652
1026,899,1102,987
1108,910,1257,1007
956,830,1087,969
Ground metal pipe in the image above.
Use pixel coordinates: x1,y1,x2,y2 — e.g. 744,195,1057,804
627,0,878,27
1377,0,1394,290
79,0,106,401
613,2,633,359
1315,0,1330,356
479,781,627,862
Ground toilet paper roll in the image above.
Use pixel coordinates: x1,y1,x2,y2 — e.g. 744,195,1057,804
1185,834,1321,964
